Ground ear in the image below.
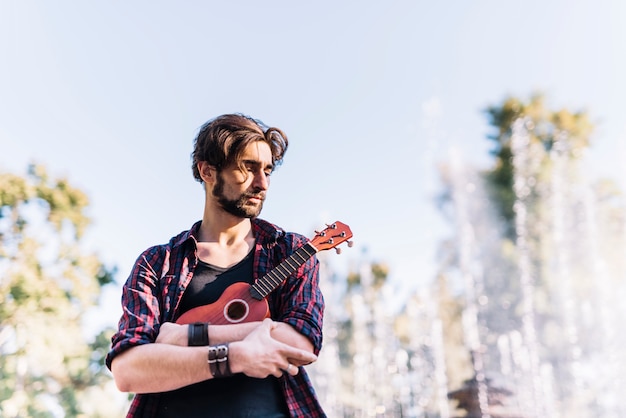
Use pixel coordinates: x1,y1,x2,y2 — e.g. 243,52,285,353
197,161,217,184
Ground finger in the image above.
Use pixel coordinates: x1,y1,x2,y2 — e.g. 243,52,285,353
280,363,299,377
286,363,298,376
287,357,311,367
257,318,277,335
272,366,284,378
282,346,317,365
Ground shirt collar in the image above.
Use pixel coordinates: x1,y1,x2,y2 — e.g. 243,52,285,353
170,218,284,249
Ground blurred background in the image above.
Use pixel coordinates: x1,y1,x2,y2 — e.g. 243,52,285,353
2,1,626,417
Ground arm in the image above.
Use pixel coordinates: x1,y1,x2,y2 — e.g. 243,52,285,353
112,319,317,394
111,341,210,393
155,319,314,367
270,243,325,356
156,320,313,352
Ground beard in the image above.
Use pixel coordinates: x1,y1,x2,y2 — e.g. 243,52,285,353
213,173,265,218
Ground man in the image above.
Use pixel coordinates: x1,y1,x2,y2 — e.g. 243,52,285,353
106,114,326,417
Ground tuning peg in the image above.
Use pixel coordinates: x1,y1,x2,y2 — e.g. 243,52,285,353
335,247,342,255
347,241,354,248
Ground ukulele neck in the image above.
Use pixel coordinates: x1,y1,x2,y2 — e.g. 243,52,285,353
250,242,318,300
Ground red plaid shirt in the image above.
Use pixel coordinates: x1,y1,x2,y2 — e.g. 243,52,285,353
106,219,326,417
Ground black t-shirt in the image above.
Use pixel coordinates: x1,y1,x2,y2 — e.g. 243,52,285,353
155,251,289,418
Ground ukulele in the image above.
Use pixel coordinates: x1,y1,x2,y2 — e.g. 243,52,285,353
176,221,353,325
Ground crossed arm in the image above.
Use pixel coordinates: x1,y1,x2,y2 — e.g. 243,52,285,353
110,319,317,394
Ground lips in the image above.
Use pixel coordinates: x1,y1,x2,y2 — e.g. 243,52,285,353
246,193,265,202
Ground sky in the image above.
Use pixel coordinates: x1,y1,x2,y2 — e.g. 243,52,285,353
2,1,626,326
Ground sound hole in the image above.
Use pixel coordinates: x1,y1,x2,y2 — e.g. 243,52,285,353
225,299,249,323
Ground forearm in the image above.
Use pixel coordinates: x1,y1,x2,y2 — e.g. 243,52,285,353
271,322,314,353
211,321,313,352
111,343,212,393
158,321,314,353
209,322,261,345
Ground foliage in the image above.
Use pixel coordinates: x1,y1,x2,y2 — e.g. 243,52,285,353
478,93,607,341
483,93,594,233
0,164,116,417
346,262,389,290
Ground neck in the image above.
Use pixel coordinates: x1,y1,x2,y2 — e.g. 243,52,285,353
198,206,254,246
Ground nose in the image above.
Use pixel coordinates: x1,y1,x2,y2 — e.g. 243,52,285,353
253,170,269,191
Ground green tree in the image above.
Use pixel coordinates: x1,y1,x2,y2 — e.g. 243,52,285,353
483,93,594,234
0,164,116,417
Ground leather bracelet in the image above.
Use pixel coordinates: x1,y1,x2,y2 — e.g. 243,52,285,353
207,344,232,378
188,322,209,346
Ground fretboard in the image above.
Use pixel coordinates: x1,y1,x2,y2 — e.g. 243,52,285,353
250,243,318,300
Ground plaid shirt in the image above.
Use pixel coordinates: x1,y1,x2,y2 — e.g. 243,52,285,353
106,218,326,417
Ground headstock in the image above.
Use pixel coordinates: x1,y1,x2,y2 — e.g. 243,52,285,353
310,221,354,254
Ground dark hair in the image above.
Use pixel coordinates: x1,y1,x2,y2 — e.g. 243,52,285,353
191,113,289,182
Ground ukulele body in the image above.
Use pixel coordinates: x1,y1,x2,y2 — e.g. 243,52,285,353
176,282,270,325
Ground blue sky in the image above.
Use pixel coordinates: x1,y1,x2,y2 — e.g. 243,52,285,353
2,1,625,323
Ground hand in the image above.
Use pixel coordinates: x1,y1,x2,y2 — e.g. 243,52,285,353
229,318,317,378
155,322,187,346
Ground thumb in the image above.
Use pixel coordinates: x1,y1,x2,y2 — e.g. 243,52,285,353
261,318,277,332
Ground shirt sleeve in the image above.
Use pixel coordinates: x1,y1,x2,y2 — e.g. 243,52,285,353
270,234,325,355
105,246,165,370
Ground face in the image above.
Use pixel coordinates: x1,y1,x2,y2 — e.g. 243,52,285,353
211,141,274,218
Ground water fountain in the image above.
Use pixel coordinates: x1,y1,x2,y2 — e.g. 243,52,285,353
308,117,626,417
446,118,626,417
